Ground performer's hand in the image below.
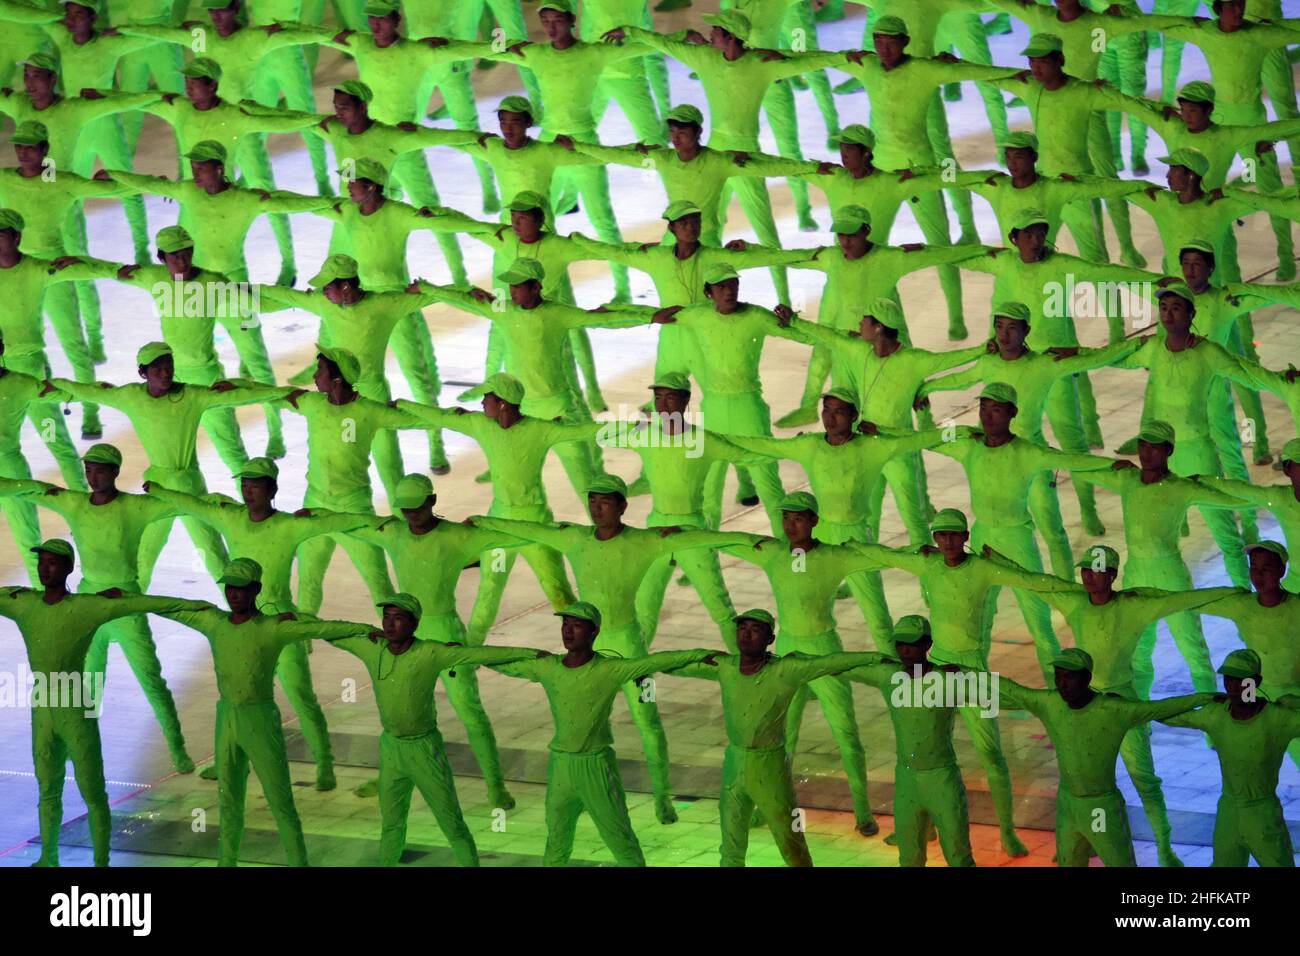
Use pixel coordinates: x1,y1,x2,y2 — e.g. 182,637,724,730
759,49,788,61
984,174,999,186
476,131,496,146
985,337,999,353
263,22,285,34
857,420,880,435
141,481,154,493
897,168,916,182
405,280,423,293
44,486,61,496
724,239,749,250
684,29,707,44
701,654,719,666
98,588,124,598
294,508,312,517
210,380,236,392
1144,185,1159,200
395,121,418,132
1154,275,1177,287
772,303,794,325
278,611,297,621
92,169,113,181
285,387,307,408
117,264,140,280
934,52,958,63
1048,346,1079,360
536,649,552,658
657,526,682,536
1255,140,1276,155
981,545,993,558
1205,187,1226,204
730,150,750,166
416,206,438,217
554,134,575,151
912,394,930,411
919,544,940,555
1058,172,1077,182
651,305,683,324
368,630,382,642
634,141,654,154
425,35,451,47
845,49,868,65
1285,367,1299,384
452,406,468,415
506,40,530,55
900,242,925,252
49,256,82,271
80,88,103,99
602,28,627,42
987,246,1004,257
318,115,334,130
816,161,834,174
1012,69,1030,81
1112,459,1136,470
468,287,495,303
332,29,353,44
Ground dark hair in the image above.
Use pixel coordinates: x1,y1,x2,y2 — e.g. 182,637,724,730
318,353,344,381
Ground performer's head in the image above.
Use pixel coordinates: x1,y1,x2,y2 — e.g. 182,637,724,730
831,205,871,256
1178,240,1216,290
155,225,195,278
186,140,228,188
32,538,74,589
1022,33,1065,83
311,253,363,304
665,104,704,151
860,299,903,346
20,52,58,100
61,0,98,40
378,593,422,642
650,372,691,420
702,263,741,313
1212,0,1247,30
206,0,242,32
0,207,23,255
821,388,858,439
393,473,437,530
496,257,545,308
537,0,577,42
992,301,1031,352
930,508,969,558
663,199,703,245
977,382,1018,436
218,557,264,614
333,80,372,125
345,159,387,206
313,345,360,396
703,11,750,54
1051,648,1093,704
556,601,601,652
892,615,933,669
469,373,524,422
1217,648,1262,704
1160,148,1208,193
81,444,122,494
1077,544,1120,596
1135,420,1175,471
496,96,534,146
365,0,401,42
1245,541,1288,596
835,125,874,172
734,609,776,657
779,492,819,544
1000,131,1038,177
871,15,909,66
1156,284,1195,336
1175,82,1215,131
136,341,175,393
586,474,628,529
1008,209,1049,261
11,120,49,171
237,458,279,511
507,192,547,242
181,57,222,105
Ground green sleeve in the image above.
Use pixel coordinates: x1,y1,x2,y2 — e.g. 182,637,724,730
415,282,495,319
1224,280,1300,312
44,257,124,283
1071,466,1128,491
1197,477,1279,508
844,660,899,689
718,533,775,563
918,363,983,399
471,516,575,550
983,552,1080,594
125,595,220,618
1153,587,1245,623
1159,707,1209,729
489,657,545,680
256,286,319,314
781,316,842,348
257,189,339,214
566,234,645,268
732,152,821,179
145,485,227,530
294,508,379,540
46,378,123,408
572,142,647,167
655,529,767,555
104,170,185,201
784,651,887,684
850,542,928,576
622,26,709,69
0,476,53,498
614,647,714,684
202,382,295,409
720,433,798,460
436,644,539,670
571,304,658,330
995,677,1046,715
1051,339,1141,376
766,49,849,81
1133,692,1217,726
0,0,61,23
1036,445,1120,474
280,617,375,647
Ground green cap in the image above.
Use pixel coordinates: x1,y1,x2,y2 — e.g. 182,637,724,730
893,614,932,645
872,14,908,36
136,341,172,367
993,301,1031,324
496,256,545,286
156,225,194,254
1177,80,1215,105
662,199,702,222
82,443,121,467
1137,419,1175,446
1280,437,1300,464
555,600,601,628
185,140,228,164
1155,281,1195,305
180,57,222,81
833,124,874,148
650,371,691,393
665,103,703,127
363,0,400,15
823,386,859,412
779,491,818,515
866,298,903,330
1218,648,1261,679
1179,238,1215,257
1021,33,1063,57
498,95,534,117
702,10,751,41
309,253,359,288
587,473,628,498
506,190,546,214
62,0,103,13
830,204,871,235
31,537,73,560
1052,647,1094,673
11,121,48,146
979,381,1018,407
931,507,968,533
316,345,361,386
393,473,433,509
0,208,24,232
200,0,237,8
538,0,574,12
345,158,389,186
998,131,1038,152
1076,544,1121,573
1158,147,1209,178
1245,540,1289,565
734,608,776,629
703,263,739,286
335,79,373,104
218,557,263,587
462,372,525,405
20,52,59,74
378,591,423,620
237,457,279,481
1009,207,1049,236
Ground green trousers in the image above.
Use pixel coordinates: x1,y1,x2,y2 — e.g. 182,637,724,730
136,464,231,589
1214,101,1294,268
70,113,150,274
1099,32,1150,170
592,63,666,147
25,289,103,436
956,702,1019,837
250,45,333,195
699,390,786,536
813,518,895,653
296,488,394,616
635,509,738,651
1055,787,1137,867
1109,681,1177,856
719,744,812,867
520,389,602,502
417,65,499,211
378,728,478,866
176,359,250,476
894,763,975,868
214,698,308,866
32,704,111,866
544,748,645,867
595,622,675,806
867,452,934,549
971,520,1063,681
779,627,873,829
1212,794,1296,867
273,640,333,775
1040,375,1103,529
220,269,285,456
1169,435,1250,588
710,130,795,304
1125,554,1218,697
119,41,185,163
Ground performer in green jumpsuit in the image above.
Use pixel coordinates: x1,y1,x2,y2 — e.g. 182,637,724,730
488,601,715,865
1210,438,1300,593
665,608,882,865
2,538,203,867
322,592,540,865
1159,648,1300,867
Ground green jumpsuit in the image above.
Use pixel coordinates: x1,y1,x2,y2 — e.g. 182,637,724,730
1072,467,1250,693
847,659,975,867
112,0,185,161
489,648,714,866
720,534,892,830
668,650,883,866
473,516,754,808
0,587,199,866
1039,586,1238,860
999,679,1212,867
581,0,667,146
1161,699,1300,867
391,403,580,637
157,603,372,866
321,633,536,865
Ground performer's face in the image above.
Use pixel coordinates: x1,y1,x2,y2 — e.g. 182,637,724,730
839,143,869,168
559,615,596,652
1247,550,1285,594
872,34,906,65
347,177,381,204
83,462,118,494
510,209,543,242
781,509,817,542
710,27,739,52
23,66,54,99
185,76,218,103
932,529,968,558
161,248,192,278
508,279,541,307
836,228,869,257
1223,674,1258,702
323,278,357,305
1011,224,1047,259
1216,1,1246,30
497,111,530,146
62,3,95,37
895,638,931,669
668,214,702,244
1166,165,1194,192
1079,566,1117,594
0,228,19,255
240,477,275,511
1157,294,1194,335
1028,53,1063,84
667,122,700,151
586,492,626,527
993,316,1029,350
1004,147,1036,177
539,9,575,42
1284,458,1299,486
821,396,856,436
35,551,72,588
209,4,239,31
333,92,365,124
368,14,398,43
400,498,435,529
977,397,1016,434
191,159,224,188
14,142,46,168
224,582,260,615
1176,98,1211,129
1053,666,1091,703
381,606,418,641
735,619,774,655
1179,251,1213,288
652,387,689,418
313,357,341,393
1136,438,1172,470
141,355,175,392
705,278,740,312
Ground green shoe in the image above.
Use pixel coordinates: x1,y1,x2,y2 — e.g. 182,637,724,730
171,750,195,774
489,787,516,811
855,817,879,837
199,763,218,781
655,795,679,824
1082,513,1106,536
942,82,962,102
627,475,651,497
1159,846,1185,867
315,764,337,792
474,469,492,484
798,212,819,233
353,777,380,798
654,0,691,9
1002,830,1029,857
482,192,501,216
1278,258,1297,282
1121,247,1148,269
